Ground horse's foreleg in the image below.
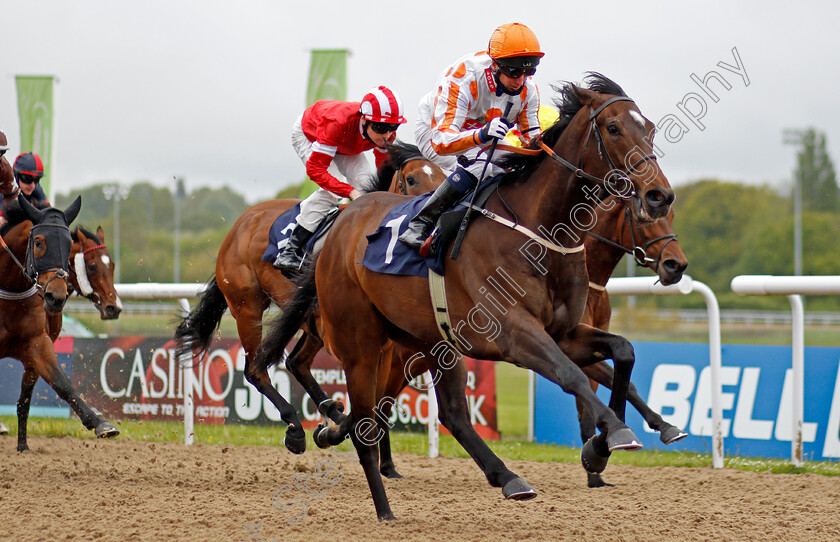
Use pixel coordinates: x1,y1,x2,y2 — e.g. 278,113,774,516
16,366,38,452
582,361,687,445
559,323,641,480
28,341,119,440
432,356,535,499
344,360,395,521
45,311,62,343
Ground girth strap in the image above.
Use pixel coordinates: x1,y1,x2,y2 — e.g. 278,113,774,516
428,269,468,354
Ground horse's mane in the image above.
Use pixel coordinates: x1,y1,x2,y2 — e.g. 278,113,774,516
72,226,103,245
359,140,427,194
499,72,628,181
0,196,51,236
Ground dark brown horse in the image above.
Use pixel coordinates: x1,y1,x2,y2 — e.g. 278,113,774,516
360,195,691,485
576,203,688,486
45,226,122,342
175,142,444,452
0,196,119,451
261,73,676,519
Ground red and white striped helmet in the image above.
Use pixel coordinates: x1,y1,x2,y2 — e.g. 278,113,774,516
359,86,407,124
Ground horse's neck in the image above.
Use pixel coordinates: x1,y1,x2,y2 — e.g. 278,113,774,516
514,119,596,249
585,204,629,286
0,226,32,291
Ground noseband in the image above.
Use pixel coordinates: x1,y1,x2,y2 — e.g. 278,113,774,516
587,204,678,269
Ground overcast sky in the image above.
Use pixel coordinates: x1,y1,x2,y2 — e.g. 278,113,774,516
3,1,838,203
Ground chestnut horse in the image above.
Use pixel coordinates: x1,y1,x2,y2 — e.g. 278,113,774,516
175,142,444,452
0,196,119,451
260,74,676,519
45,226,122,342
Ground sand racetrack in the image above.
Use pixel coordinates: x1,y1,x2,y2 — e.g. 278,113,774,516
2,436,839,541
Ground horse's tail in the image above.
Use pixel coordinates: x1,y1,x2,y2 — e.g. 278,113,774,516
174,275,229,363
257,252,320,373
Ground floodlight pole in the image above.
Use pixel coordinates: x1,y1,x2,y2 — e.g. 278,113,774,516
102,184,130,284
782,129,805,277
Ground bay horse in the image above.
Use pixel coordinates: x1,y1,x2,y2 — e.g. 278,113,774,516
0,196,119,451
174,142,444,453
362,196,690,484
260,73,676,520
577,203,688,486
45,226,122,342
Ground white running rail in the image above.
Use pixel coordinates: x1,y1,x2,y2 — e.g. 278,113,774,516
731,275,840,466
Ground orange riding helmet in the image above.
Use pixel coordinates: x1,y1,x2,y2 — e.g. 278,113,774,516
488,22,544,69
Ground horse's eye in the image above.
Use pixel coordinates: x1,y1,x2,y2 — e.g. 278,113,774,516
88,264,96,272
34,239,43,248
406,176,416,186
607,124,620,135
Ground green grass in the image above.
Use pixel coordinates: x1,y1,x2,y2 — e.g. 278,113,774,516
4,414,840,477
8,311,840,478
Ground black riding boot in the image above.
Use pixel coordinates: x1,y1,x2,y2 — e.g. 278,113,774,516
398,181,463,250
273,224,315,270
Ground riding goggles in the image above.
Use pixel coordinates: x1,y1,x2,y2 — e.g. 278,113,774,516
369,122,400,134
497,64,537,78
17,174,41,185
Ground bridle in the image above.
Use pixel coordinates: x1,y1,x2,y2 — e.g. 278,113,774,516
535,96,658,200
393,155,429,195
72,242,107,300
587,204,678,268
0,222,71,299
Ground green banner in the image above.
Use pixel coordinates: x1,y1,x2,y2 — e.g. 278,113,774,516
16,76,55,200
298,50,348,199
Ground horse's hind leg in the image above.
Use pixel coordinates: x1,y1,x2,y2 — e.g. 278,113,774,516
285,325,346,425
244,351,306,454
16,366,38,452
433,355,536,500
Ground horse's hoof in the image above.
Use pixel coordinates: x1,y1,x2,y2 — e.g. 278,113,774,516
284,425,306,455
581,437,611,474
313,423,332,450
0,422,9,435
502,477,537,501
380,465,403,479
16,445,29,453
377,511,397,522
607,427,642,451
587,472,613,488
660,426,688,445
95,421,120,438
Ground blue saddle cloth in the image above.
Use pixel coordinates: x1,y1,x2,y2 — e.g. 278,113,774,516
260,203,322,263
361,193,446,277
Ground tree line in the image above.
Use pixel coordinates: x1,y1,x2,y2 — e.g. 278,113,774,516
54,128,840,311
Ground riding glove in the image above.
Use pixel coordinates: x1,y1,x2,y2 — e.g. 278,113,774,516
478,117,511,143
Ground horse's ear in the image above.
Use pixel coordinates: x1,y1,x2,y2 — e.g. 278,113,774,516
573,85,597,107
64,196,82,225
18,194,44,223
75,227,87,243
96,225,106,244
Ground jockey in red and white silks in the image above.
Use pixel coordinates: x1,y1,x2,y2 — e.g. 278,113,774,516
274,86,408,270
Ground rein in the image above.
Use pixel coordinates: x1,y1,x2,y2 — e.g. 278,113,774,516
587,205,678,267
535,96,658,198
